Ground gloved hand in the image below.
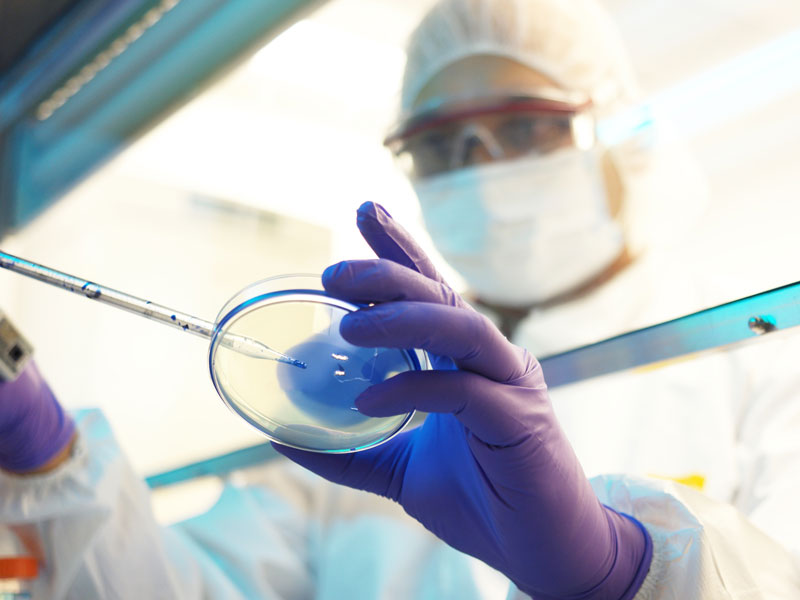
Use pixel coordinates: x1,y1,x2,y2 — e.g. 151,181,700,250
275,202,652,599
0,360,75,473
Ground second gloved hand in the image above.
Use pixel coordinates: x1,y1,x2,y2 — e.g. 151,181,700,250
276,202,652,600
0,361,75,473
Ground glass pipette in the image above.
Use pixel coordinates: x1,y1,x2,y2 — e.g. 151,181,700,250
0,250,306,368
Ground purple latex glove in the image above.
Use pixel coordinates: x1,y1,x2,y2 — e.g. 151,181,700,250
275,202,652,599
0,361,75,473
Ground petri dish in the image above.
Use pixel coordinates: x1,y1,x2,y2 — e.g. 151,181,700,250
209,274,427,453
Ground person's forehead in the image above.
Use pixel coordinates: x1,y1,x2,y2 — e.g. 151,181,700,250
412,55,562,110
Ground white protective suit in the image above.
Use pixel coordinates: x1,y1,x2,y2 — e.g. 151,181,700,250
1,247,800,599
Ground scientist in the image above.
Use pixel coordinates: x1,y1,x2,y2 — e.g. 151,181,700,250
2,0,800,598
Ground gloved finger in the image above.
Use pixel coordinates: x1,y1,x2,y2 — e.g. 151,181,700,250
271,430,413,501
354,369,545,446
356,202,446,285
322,259,467,309
341,302,530,383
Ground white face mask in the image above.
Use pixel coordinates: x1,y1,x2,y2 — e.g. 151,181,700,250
412,148,625,306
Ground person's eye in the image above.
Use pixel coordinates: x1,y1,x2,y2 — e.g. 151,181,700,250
407,132,453,169
420,131,452,156
497,116,573,154
530,119,573,152
403,131,453,176
496,117,537,151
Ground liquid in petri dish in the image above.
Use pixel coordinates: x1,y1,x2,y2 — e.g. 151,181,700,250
211,298,416,452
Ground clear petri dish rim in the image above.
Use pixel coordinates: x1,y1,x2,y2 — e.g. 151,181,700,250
208,275,425,453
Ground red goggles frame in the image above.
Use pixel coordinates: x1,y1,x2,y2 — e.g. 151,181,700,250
384,91,593,150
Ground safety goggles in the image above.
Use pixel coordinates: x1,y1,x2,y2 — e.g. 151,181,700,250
384,89,595,178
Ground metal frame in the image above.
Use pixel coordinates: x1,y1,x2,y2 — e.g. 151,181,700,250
0,0,323,235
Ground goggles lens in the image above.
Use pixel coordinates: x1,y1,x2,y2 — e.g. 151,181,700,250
387,96,595,178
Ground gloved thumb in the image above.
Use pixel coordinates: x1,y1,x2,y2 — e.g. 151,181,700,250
357,202,446,285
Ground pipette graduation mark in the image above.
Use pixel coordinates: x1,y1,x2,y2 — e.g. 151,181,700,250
0,250,306,368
